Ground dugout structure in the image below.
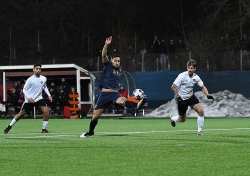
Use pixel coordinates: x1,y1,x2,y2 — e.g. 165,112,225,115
0,64,96,116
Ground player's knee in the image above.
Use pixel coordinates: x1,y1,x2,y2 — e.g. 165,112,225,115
198,109,204,116
117,97,126,105
178,115,186,122
180,118,186,122
43,110,49,116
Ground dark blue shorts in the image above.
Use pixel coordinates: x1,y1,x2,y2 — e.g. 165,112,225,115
94,92,121,110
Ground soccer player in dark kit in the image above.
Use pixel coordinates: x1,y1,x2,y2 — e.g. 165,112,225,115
80,36,146,138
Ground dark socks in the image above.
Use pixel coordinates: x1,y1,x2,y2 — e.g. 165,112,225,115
124,101,137,108
89,119,98,133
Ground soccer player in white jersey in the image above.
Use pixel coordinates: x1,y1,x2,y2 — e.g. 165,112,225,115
4,63,53,134
170,59,214,136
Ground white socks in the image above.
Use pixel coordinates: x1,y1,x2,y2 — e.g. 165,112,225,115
42,121,49,129
171,115,204,132
171,115,179,122
197,116,204,132
10,118,17,126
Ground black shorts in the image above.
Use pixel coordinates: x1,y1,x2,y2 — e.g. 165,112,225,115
177,94,200,115
21,99,48,113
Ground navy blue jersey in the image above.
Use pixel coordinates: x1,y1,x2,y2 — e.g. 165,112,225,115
99,61,122,91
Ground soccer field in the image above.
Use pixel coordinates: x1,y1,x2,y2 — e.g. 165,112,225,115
0,118,250,176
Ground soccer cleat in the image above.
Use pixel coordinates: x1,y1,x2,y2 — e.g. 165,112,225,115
198,131,205,136
169,115,176,127
80,132,94,138
41,129,49,133
4,125,12,134
136,98,146,110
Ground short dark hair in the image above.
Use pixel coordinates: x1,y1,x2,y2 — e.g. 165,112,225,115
187,59,196,68
34,63,42,68
111,54,120,59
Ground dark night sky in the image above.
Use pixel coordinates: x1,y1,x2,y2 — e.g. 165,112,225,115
0,0,246,61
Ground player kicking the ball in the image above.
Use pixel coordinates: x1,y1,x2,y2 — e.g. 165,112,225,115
80,36,146,138
170,59,214,136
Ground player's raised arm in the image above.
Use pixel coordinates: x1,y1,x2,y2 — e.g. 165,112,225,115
102,36,112,63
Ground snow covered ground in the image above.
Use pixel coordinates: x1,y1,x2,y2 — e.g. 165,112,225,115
146,90,250,117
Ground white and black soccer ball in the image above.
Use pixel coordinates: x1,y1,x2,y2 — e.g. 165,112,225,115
132,89,145,100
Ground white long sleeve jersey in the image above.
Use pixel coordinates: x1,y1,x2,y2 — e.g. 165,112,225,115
173,71,204,100
23,75,51,103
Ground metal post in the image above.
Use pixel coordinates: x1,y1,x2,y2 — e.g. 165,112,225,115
3,72,6,101
135,31,137,54
34,106,36,119
140,49,146,72
240,50,242,70
156,57,159,71
97,56,100,71
38,30,40,53
9,27,12,65
239,0,243,70
141,53,144,72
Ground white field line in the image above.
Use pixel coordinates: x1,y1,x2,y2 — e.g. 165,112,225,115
0,128,250,139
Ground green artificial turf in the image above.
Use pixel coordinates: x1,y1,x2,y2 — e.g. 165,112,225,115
0,118,250,176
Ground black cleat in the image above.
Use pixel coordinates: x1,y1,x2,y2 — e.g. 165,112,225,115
170,115,176,127
4,125,12,134
80,131,94,138
198,131,205,136
41,129,49,133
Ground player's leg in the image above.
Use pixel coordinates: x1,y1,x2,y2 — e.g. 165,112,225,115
117,96,146,110
40,106,50,133
192,103,205,135
170,114,187,127
80,92,108,138
170,98,188,127
4,102,27,134
37,99,50,133
188,94,205,135
80,109,104,138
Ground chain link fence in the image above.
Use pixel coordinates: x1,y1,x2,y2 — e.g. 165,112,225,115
1,51,250,71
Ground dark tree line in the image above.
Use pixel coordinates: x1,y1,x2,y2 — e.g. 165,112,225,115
0,0,250,65
0,0,200,63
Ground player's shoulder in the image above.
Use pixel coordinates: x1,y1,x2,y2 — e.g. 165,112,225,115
27,75,34,80
104,60,112,68
40,75,47,79
193,73,201,79
178,71,188,77
105,60,112,65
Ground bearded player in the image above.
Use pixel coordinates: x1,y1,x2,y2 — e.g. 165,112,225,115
170,59,214,136
4,63,52,134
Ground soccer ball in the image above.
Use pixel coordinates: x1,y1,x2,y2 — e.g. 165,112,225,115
132,89,145,100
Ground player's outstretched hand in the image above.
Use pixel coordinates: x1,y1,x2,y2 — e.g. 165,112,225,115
105,36,112,45
207,95,214,100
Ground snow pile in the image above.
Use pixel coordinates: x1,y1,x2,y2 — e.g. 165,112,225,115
146,90,250,117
